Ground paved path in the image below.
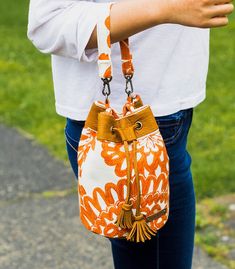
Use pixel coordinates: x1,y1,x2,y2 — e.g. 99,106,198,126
0,124,228,269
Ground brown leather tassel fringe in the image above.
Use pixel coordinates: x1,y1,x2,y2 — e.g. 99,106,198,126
126,214,156,243
115,203,134,229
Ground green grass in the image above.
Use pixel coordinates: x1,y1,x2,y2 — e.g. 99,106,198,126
195,194,235,269
0,0,235,200
188,16,235,199
0,0,67,161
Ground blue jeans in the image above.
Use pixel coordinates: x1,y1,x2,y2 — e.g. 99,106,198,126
64,108,195,269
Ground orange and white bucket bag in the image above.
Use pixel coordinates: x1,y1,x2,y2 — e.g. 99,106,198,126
77,3,170,243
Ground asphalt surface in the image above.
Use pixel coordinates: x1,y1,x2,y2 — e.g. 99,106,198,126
0,124,229,269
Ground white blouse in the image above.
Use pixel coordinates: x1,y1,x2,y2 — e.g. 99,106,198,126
27,0,210,120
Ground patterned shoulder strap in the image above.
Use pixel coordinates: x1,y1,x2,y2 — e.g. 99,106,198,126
97,3,134,81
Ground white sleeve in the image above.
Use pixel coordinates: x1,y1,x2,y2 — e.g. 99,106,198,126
27,0,114,62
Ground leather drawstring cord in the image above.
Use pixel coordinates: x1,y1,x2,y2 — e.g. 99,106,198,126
113,123,156,242
114,131,134,229
126,139,156,242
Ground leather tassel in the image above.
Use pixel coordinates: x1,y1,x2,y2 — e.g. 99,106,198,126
126,214,156,243
115,203,134,229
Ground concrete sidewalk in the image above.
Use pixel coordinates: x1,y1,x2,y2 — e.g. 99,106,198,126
0,124,228,269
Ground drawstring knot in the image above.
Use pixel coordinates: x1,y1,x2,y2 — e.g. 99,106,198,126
115,202,134,229
126,214,156,242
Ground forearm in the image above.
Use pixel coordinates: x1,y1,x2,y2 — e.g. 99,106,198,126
86,0,168,49
86,0,234,49
27,0,233,60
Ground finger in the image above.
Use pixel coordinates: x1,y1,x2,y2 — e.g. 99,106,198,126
208,3,234,17
212,0,233,4
207,16,229,27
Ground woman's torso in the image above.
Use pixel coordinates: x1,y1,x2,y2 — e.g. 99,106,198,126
52,0,210,120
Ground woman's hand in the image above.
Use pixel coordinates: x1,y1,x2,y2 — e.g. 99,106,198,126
163,0,234,28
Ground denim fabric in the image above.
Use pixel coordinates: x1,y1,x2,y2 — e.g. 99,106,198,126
64,108,195,269
64,119,84,181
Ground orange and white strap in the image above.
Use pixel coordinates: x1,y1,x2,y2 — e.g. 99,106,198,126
97,3,134,80
119,39,134,78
